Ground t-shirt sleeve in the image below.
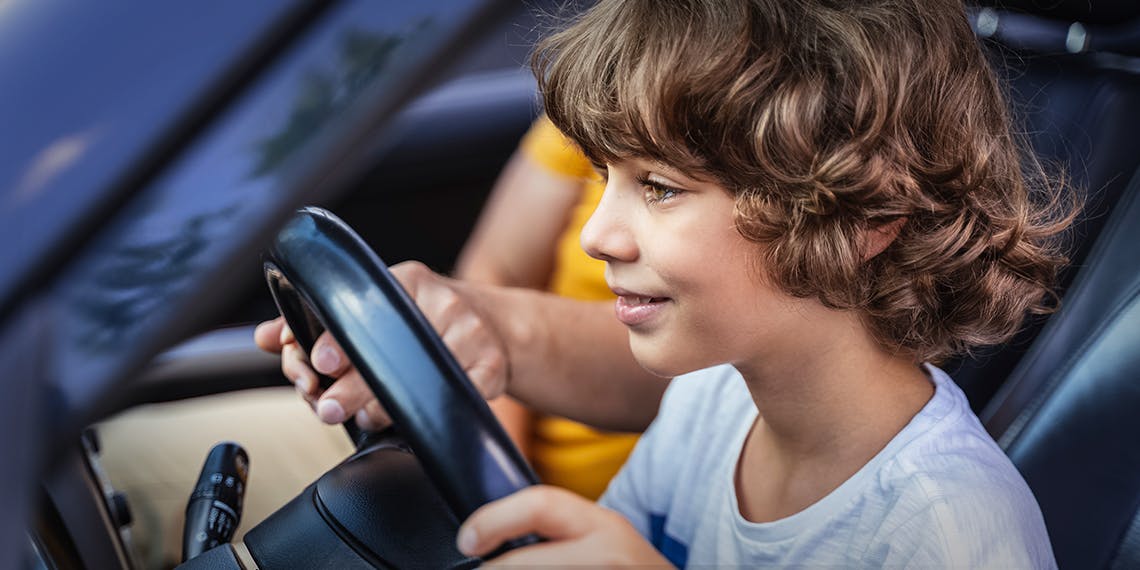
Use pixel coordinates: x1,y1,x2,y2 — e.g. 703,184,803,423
598,370,715,539
597,408,661,539
865,482,1057,569
518,115,597,179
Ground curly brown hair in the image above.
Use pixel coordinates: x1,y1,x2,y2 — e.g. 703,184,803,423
532,0,1076,363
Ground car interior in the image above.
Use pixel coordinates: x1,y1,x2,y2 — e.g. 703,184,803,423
15,0,1140,568
956,2,1140,568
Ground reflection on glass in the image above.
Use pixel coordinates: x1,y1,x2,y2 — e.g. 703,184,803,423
64,21,429,358
70,208,235,351
251,24,425,177
52,0,466,413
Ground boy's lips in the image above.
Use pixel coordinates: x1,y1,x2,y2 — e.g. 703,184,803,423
611,287,671,327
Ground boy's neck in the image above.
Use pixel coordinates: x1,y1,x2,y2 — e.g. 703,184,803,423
736,348,930,454
731,311,933,523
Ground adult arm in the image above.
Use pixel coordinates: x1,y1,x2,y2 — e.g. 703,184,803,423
453,149,584,454
454,150,581,289
467,277,665,431
256,263,666,433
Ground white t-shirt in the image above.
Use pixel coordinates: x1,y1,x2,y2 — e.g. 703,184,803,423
600,364,1056,568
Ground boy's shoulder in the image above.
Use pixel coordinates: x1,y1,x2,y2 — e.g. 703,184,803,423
652,364,1045,516
864,457,1054,567
873,365,1034,504
862,366,1054,566
878,365,1027,488
608,365,1055,567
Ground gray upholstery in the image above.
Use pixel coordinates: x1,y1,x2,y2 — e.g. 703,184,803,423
983,172,1140,568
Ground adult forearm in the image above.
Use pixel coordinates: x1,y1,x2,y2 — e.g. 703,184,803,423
470,283,668,432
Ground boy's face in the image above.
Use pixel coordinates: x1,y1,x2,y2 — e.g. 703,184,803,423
582,158,811,377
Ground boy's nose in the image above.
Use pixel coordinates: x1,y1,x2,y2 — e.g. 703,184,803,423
581,178,638,263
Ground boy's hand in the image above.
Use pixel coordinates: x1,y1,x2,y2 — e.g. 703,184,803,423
253,261,510,429
456,486,669,567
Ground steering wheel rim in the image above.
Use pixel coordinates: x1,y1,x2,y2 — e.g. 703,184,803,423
262,206,537,523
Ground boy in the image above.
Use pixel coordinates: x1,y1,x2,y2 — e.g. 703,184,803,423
258,0,1069,566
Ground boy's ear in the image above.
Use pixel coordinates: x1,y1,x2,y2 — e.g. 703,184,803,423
860,217,907,262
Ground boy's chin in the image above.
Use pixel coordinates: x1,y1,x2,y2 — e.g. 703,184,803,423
629,336,703,379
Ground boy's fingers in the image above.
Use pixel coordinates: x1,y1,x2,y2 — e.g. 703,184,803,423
311,331,350,376
481,541,591,568
457,486,593,557
254,317,286,353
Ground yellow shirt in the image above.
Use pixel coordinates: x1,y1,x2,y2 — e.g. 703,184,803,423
517,117,640,500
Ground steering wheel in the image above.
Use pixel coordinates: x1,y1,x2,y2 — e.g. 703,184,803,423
261,207,538,563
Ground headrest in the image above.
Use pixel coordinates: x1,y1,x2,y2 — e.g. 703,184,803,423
974,1,1140,26
969,3,1140,56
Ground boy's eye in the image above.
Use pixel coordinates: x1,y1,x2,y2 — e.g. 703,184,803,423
637,175,682,204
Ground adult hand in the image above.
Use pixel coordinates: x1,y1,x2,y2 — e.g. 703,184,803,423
455,486,668,566
253,261,511,430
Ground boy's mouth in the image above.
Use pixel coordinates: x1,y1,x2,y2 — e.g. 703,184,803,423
611,287,671,327
620,296,669,306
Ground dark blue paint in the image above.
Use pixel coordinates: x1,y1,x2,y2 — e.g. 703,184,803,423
0,0,512,563
0,0,307,314
39,0,494,418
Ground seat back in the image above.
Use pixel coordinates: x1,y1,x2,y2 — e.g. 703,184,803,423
983,161,1140,569
951,4,1140,410
962,3,1140,567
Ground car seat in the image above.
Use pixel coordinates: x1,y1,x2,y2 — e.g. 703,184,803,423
985,128,1140,569
952,0,1140,411
960,2,1140,567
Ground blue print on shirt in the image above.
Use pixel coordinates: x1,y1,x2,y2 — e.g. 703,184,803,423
649,513,689,568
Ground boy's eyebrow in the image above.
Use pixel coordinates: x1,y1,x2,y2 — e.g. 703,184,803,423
647,160,712,186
